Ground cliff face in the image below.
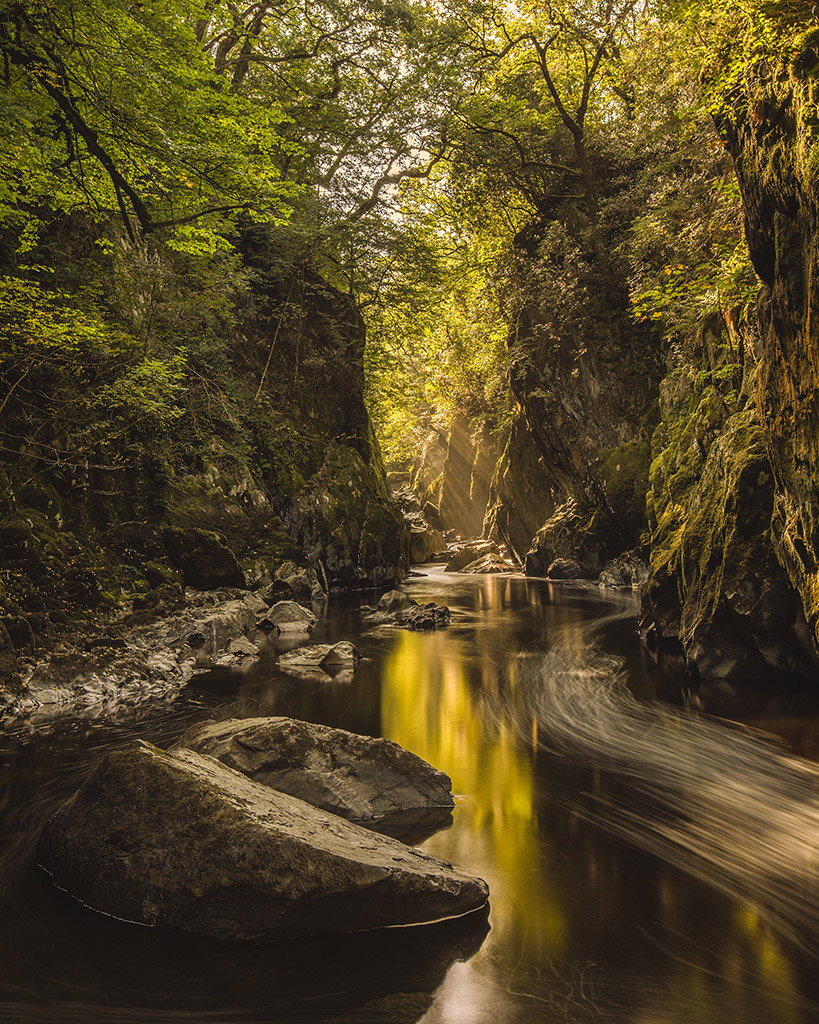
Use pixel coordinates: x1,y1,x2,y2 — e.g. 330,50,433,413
0,232,407,677
483,412,557,563
497,216,662,577
237,233,409,586
715,43,819,662
642,314,813,680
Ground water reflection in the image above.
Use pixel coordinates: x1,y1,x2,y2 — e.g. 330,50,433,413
2,572,819,1022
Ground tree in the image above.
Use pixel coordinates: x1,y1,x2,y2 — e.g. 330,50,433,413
0,0,299,248
442,0,650,218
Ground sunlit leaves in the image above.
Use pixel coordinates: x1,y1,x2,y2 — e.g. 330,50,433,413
0,0,300,243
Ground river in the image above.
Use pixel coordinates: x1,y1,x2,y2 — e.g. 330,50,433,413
2,568,819,1023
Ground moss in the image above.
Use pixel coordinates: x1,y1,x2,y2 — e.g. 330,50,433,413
644,305,812,678
791,28,819,80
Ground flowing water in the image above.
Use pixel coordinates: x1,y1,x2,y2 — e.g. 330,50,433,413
3,569,819,1023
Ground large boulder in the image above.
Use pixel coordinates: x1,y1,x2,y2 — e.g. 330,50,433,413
38,741,488,942
162,527,246,590
546,557,588,580
460,553,516,574
376,589,416,614
444,541,497,573
177,717,454,840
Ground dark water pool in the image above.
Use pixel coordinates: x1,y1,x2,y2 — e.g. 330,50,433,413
2,569,819,1023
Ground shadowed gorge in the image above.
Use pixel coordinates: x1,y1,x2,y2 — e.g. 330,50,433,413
4,0,819,1020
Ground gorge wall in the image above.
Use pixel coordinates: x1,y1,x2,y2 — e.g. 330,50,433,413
0,226,407,684
416,34,819,686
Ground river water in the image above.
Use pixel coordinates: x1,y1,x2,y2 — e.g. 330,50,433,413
2,569,819,1023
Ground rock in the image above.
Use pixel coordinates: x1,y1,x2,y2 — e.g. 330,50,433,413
376,590,417,614
227,636,259,656
409,528,447,564
399,603,451,631
444,541,498,573
38,741,488,941
132,582,184,612
277,642,361,678
259,578,296,604
644,405,814,680
280,443,410,589
176,717,454,840
143,561,183,590
718,65,819,676
422,501,443,530
546,557,587,580
483,413,557,563
283,571,312,602
0,622,21,690
598,552,649,589
459,553,517,574
162,527,246,590
391,487,423,515
320,640,359,667
264,601,317,634
8,592,267,722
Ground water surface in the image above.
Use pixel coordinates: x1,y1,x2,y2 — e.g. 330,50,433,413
2,569,819,1022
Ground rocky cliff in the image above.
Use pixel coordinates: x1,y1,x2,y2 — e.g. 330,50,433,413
642,312,813,680
642,25,819,683
713,32,819,668
492,211,663,578
0,228,407,684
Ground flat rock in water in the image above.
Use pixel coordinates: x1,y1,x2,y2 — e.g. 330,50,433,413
177,716,454,840
277,642,360,679
37,741,488,942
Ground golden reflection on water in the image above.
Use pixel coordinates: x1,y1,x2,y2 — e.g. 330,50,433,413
372,584,811,1024
378,628,568,956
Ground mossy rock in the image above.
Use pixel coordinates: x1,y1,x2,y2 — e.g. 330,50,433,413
0,622,21,690
143,561,183,589
792,27,819,80
163,527,246,590
133,582,185,611
281,443,409,587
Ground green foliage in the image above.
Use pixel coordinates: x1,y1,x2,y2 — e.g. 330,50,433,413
363,184,511,464
0,0,299,247
0,275,130,354
96,355,187,423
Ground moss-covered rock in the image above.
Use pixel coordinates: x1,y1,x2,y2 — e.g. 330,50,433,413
713,38,819,663
642,306,813,680
0,622,21,690
0,249,404,676
280,443,409,588
483,413,557,563
162,527,246,590
495,200,662,574
524,440,652,577
645,406,811,679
